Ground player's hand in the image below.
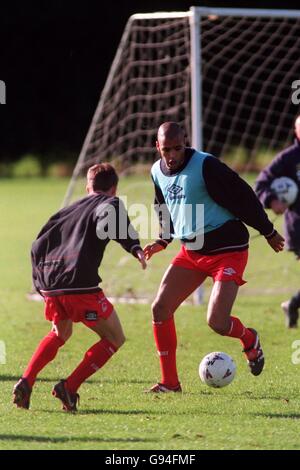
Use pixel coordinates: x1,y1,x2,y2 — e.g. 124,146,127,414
270,199,288,214
143,242,165,260
136,249,147,270
267,232,285,252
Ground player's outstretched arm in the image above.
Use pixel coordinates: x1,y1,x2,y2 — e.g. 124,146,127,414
136,249,147,270
143,242,165,261
266,232,285,252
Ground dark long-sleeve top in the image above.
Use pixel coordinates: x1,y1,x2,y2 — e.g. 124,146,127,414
31,193,141,295
255,138,300,253
153,148,275,255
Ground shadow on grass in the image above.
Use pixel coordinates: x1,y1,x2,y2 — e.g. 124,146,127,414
231,391,300,401
78,408,168,416
0,434,157,444
187,389,300,402
0,375,55,383
37,407,170,416
253,412,300,420
0,375,149,385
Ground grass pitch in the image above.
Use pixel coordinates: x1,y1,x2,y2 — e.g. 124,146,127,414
0,176,300,450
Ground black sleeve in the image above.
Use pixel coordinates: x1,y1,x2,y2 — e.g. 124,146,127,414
254,154,287,208
152,178,174,247
202,156,275,238
96,198,142,258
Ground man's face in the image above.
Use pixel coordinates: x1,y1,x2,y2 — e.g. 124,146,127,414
156,134,186,171
295,117,300,141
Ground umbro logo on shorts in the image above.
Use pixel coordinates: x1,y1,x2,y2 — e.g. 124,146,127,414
223,267,237,276
98,298,108,313
85,311,98,321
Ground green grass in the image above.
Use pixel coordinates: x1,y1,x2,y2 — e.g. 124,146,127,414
0,177,300,450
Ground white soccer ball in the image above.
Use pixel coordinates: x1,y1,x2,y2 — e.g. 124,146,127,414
199,351,236,388
270,176,298,206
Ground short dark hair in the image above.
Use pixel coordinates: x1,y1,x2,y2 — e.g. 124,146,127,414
87,163,119,191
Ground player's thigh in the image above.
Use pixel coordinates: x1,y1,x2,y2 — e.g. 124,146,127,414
154,264,207,313
207,280,239,323
88,309,125,348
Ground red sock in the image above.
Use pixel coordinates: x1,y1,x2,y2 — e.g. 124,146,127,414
66,338,117,393
225,316,255,350
23,332,65,388
153,317,179,388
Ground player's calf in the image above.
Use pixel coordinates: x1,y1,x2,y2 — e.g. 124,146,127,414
281,300,298,328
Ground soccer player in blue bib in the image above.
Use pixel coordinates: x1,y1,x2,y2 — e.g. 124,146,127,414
144,122,284,392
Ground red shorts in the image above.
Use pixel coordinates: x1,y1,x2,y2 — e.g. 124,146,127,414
172,246,248,286
44,291,114,327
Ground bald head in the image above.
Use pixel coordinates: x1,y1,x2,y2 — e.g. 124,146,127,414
157,122,185,141
156,122,186,171
295,115,300,141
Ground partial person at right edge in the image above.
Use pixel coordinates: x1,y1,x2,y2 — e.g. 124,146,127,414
255,115,300,328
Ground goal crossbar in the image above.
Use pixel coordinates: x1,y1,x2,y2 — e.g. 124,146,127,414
132,8,300,20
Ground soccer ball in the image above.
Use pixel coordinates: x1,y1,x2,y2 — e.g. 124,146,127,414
199,352,236,388
270,177,298,206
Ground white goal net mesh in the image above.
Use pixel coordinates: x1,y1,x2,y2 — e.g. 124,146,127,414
201,13,300,166
81,16,191,170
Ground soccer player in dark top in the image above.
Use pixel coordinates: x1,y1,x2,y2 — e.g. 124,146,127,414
13,163,146,411
144,122,284,393
255,115,300,328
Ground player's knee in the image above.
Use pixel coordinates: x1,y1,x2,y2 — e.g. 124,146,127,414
53,326,72,342
152,299,169,321
207,318,228,335
115,332,126,349
58,330,72,342
107,331,126,349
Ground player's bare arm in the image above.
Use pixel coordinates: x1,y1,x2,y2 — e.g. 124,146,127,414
136,249,147,269
143,242,165,261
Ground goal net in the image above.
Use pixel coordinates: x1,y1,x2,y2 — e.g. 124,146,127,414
63,7,300,205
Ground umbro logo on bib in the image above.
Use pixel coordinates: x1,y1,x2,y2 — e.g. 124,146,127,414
167,184,183,195
167,184,185,200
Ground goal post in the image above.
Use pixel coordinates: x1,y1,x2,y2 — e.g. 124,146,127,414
62,6,300,206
